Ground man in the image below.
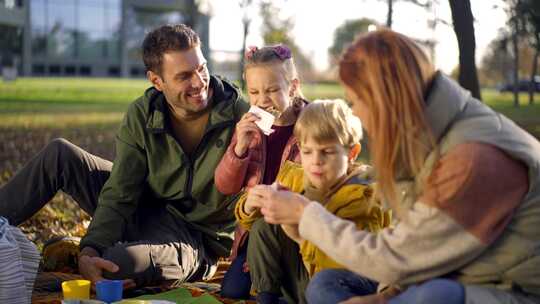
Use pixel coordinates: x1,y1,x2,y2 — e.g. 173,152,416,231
0,24,249,287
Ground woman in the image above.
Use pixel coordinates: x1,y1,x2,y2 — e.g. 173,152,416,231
248,29,540,304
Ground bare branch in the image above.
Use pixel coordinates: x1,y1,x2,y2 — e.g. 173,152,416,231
402,0,431,8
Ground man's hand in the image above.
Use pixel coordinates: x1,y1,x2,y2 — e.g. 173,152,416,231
78,247,136,290
234,112,261,157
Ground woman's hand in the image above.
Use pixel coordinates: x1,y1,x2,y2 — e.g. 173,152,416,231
281,224,302,244
249,184,311,225
234,112,261,157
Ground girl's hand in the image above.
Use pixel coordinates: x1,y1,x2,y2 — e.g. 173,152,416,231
250,185,311,225
234,112,261,157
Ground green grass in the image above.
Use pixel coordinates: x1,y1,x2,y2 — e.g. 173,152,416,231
0,77,146,112
303,83,345,100
0,78,539,138
0,77,147,128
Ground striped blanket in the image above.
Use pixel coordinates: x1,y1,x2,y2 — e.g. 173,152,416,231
0,216,41,304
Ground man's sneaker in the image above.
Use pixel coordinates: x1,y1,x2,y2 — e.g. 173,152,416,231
41,236,80,273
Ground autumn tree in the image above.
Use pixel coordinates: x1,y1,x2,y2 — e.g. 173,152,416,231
259,1,315,81
328,18,378,64
521,0,540,104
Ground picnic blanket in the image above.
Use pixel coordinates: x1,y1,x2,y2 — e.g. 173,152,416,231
31,262,255,304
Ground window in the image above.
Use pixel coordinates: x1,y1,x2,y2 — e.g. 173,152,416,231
79,66,91,76
65,65,76,75
49,65,61,75
108,66,120,76
32,64,45,75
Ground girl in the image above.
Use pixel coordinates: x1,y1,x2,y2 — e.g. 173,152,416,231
252,29,540,304
214,44,306,300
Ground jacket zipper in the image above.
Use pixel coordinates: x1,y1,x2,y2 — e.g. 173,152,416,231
182,120,235,205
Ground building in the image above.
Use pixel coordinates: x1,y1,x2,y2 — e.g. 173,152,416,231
0,0,210,77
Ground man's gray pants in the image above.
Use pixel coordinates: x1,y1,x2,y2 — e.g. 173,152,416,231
0,138,216,286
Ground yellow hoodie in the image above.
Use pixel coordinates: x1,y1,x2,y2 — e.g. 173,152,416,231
235,161,391,276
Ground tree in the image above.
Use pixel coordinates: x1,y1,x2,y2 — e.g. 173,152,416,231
259,1,315,81
449,0,482,100
510,0,523,107
238,0,254,89
479,30,540,86
502,0,534,107
328,18,378,64
479,32,512,86
183,0,199,29
521,0,540,104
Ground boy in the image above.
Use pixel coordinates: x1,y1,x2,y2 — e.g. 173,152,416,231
236,99,391,304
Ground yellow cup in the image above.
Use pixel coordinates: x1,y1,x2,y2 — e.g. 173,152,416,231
62,279,91,299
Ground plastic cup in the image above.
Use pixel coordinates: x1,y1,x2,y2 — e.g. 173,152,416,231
96,280,123,303
62,279,91,300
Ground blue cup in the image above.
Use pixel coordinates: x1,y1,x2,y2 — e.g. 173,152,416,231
96,280,123,303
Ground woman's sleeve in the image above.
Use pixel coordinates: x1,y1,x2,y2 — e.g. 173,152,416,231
298,143,528,285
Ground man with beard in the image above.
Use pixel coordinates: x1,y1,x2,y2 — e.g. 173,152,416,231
0,24,249,288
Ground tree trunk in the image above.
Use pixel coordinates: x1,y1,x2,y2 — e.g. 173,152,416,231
239,18,250,90
386,0,394,28
512,15,520,108
184,0,199,29
529,34,540,105
448,0,482,100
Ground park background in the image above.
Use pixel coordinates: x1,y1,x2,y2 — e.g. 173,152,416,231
0,0,539,251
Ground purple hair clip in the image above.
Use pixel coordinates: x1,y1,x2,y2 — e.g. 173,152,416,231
245,45,258,60
273,45,292,60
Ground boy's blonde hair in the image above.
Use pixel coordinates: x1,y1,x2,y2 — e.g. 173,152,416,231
244,44,304,98
294,99,363,148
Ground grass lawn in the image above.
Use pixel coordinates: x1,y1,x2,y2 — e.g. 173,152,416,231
1,77,538,135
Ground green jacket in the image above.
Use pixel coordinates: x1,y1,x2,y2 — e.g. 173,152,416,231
80,76,249,257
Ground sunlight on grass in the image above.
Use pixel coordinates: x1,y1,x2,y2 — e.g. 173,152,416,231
303,83,345,100
0,112,124,128
0,77,148,107
1,78,539,138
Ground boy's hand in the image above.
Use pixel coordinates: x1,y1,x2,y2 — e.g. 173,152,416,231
244,185,265,214
234,112,260,157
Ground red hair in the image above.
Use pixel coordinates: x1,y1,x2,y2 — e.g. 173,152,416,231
339,29,436,217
